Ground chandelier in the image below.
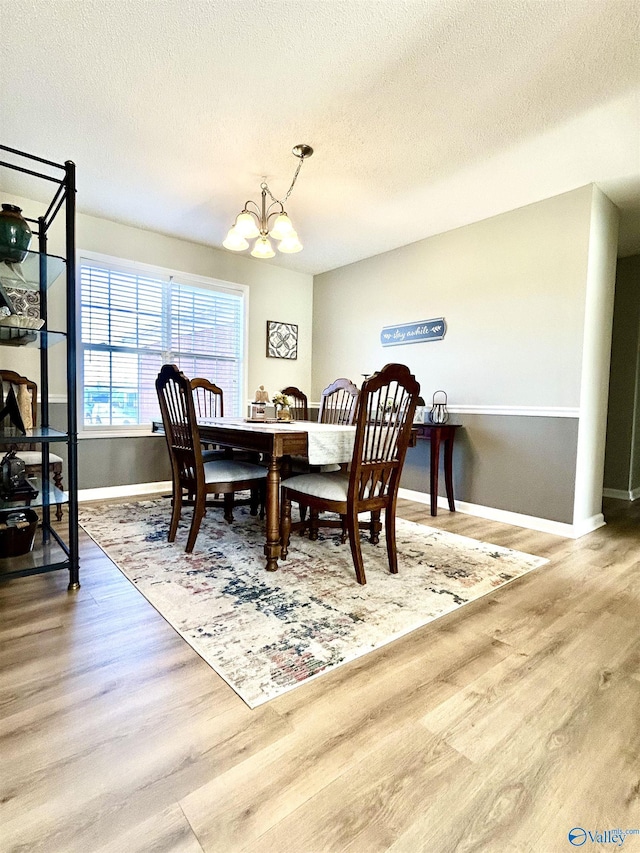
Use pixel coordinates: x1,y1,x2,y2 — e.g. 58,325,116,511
223,144,313,258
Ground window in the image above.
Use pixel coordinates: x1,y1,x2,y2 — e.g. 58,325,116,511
79,254,246,429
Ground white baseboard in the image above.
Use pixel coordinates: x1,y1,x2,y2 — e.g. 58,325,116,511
398,488,605,539
570,513,607,538
603,488,631,501
78,481,172,503
78,482,607,540
603,487,640,502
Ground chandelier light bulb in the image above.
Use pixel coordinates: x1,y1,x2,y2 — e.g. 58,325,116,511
235,212,260,238
269,213,294,241
223,226,249,252
251,236,275,259
277,232,303,254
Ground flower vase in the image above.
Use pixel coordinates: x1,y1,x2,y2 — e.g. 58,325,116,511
276,405,292,421
0,205,32,263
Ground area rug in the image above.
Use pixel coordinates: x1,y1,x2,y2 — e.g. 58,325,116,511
79,500,548,708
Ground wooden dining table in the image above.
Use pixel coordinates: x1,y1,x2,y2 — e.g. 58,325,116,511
156,417,357,572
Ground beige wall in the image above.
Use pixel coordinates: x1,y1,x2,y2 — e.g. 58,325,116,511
312,186,594,408
312,185,618,531
0,193,313,402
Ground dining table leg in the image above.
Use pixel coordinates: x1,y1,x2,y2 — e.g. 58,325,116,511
264,453,282,571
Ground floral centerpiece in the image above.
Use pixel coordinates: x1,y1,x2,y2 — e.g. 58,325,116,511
272,391,292,420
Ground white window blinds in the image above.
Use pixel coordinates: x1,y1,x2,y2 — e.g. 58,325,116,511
79,258,245,427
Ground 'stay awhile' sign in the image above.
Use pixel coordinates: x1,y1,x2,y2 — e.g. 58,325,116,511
381,318,447,347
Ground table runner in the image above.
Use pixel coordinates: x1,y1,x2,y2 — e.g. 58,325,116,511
302,421,355,466
197,418,355,467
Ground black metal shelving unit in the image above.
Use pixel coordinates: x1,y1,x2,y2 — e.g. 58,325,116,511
0,144,79,589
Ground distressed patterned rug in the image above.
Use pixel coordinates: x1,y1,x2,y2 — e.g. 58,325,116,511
79,499,548,708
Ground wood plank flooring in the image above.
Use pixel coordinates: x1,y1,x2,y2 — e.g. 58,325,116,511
1,496,640,852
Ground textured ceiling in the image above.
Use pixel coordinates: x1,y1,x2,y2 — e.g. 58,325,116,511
1,0,639,274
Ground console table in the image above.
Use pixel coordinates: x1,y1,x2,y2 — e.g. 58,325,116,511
416,423,461,516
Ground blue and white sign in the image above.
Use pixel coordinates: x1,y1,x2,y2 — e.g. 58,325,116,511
380,317,446,347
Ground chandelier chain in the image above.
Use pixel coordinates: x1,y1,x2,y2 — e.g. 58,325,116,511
261,156,304,206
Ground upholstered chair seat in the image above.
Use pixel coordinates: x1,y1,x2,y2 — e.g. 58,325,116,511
284,471,384,502
12,450,64,466
202,460,267,485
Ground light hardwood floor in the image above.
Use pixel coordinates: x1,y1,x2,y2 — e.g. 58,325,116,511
1,497,640,853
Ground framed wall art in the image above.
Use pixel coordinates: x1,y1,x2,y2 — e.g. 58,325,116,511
266,320,298,360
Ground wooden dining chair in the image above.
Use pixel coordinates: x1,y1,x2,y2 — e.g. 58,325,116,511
281,386,308,421
318,377,359,425
280,363,420,584
284,379,360,489
191,377,224,419
191,375,259,466
156,364,267,553
295,374,360,478
0,369,64,520
190,377,227,463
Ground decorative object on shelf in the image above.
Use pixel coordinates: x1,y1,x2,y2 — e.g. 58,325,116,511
223,144,313,258
272,391,292,420
429,390,449,424
413,396,426,424
266,320,298,359
250,385,270,420
0,281,17,314
381,317,447,347
0,379,33,431
4,285,40,319
0,384,26,433
0,204,32,263
0,508,38,558
0,450,37,501
0,315,44,330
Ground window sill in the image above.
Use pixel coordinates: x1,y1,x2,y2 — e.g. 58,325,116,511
78,428,161,440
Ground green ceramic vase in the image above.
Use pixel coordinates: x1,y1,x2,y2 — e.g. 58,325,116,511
0,204,32,263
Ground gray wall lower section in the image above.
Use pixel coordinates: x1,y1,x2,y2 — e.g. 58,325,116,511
77,434,171,490
47,403,171,490
402,414,579,524
49,404,578,522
